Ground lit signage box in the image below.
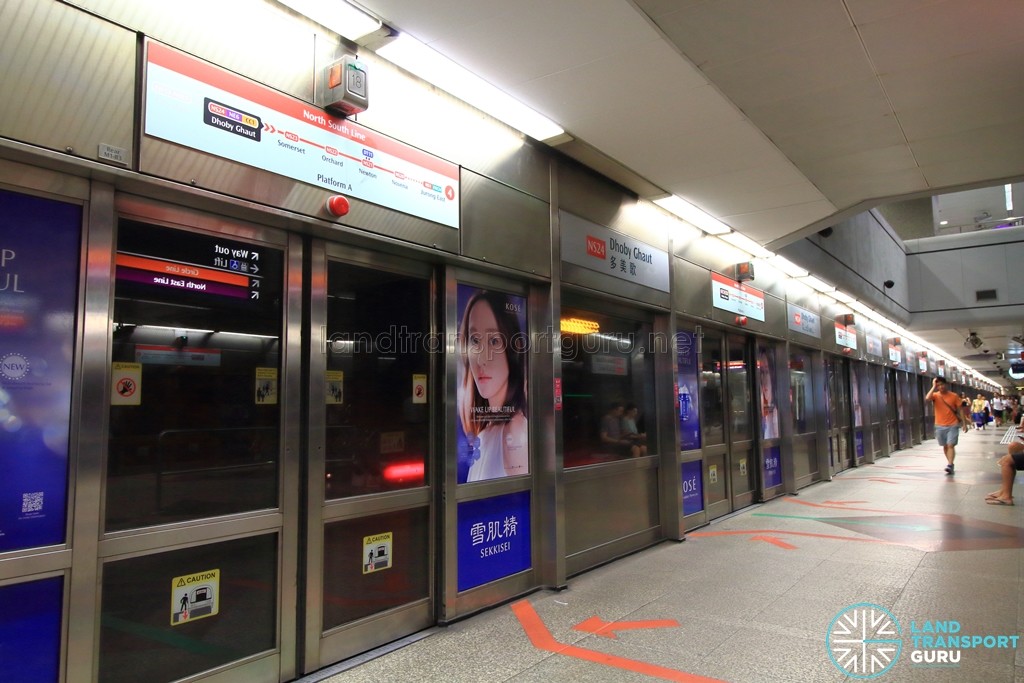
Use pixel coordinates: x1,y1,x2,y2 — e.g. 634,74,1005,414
560,211,670,292
712,272,766,322
143,41,460,228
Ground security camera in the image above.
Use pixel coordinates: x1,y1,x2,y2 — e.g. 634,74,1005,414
965,332,983,349
883,280,895,289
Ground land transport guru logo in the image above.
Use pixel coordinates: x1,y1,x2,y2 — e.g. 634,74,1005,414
827,603,902,679
827,602,1020,678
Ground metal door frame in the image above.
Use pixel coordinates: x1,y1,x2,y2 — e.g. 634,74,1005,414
824,354,853,476
442,268,538,620
702,330,756,520
304,241,437,671
788,344,822,489
95,194,301,683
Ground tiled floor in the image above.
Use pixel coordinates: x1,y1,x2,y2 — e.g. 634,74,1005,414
307,427,1024,682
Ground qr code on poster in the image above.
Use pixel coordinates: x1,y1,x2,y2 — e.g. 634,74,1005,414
22,491,44,513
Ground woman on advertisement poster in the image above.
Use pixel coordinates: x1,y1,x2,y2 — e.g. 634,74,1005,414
758,346,780,440
457,287,528,482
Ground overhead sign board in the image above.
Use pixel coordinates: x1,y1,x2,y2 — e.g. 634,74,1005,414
144,41,460,228
560,212,670,292
786,303,820,337
712,272,766,321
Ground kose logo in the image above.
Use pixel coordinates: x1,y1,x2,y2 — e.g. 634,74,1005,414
585,236,606,259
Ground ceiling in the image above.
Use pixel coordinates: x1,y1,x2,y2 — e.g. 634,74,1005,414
353,0,1024,389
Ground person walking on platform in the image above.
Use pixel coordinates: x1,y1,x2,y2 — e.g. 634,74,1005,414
926,377,967,475
992,395,1006,427
986,439,1024,505
971,394,988,429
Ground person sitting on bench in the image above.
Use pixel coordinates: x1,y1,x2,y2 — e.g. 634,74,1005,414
986,439,1024,506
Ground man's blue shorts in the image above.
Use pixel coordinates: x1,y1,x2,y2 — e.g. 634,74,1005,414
935,425,960,446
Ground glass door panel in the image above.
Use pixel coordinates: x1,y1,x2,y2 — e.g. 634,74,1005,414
727,335,755,505
108,220,283,530
101,204,296,683
323,263,430,498
306,250,435,671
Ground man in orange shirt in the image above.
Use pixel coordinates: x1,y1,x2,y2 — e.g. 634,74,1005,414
925,376,966,475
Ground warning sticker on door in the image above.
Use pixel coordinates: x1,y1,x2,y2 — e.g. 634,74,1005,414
363,532,393,574
111,362,142,406
326,370,344,404
171,569,220,625
255,367,278,404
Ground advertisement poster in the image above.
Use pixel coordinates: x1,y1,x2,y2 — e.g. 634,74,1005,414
0,190,80,552
851,363,864,428
455,284,528,483
457,490,531,592
757,344,780,440
676,331,700,450
681,460,703,515
763,446,782,489
0,577,63,682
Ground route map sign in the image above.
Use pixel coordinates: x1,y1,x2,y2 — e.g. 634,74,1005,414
144,41,460,229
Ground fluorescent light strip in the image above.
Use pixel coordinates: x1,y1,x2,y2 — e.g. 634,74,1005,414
653,196,731,235
278,0,382,40
720,232,773,259
797,275,834,293
830,290,855,303
766,255,808,278
377,35,564,142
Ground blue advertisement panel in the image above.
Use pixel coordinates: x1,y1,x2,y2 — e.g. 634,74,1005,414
457,490,531,592
0,576,63,683
0,190,80,552
676,331,700,450
855,430,865,459
681,460,703,515
455,284,529,483
764,446,782,488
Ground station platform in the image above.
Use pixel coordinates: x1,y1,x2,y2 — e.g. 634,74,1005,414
304,427,1023,683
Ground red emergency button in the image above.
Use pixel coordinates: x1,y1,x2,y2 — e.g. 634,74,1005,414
325,195,350,217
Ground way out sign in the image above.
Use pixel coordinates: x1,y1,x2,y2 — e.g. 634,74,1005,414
171,569,220,625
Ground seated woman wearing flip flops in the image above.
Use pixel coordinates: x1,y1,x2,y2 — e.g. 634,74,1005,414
987,438,1024,506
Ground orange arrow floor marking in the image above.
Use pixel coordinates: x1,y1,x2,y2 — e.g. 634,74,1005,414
782,497,954,517
573,615,680,639
749,534,797,549
512,600,726,683
687,528,898,545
